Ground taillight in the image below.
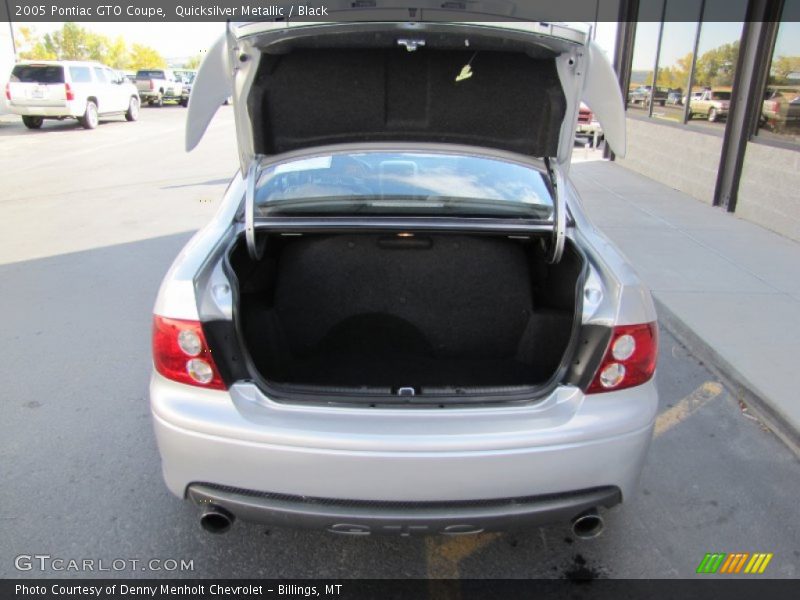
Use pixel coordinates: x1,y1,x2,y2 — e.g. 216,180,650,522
64,83,74,101
149,80,154,90
766,100,779,112
4,83,10,100
152,316,226,390
587,323,658,394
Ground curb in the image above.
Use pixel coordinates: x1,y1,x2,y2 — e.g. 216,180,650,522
653,296,800,456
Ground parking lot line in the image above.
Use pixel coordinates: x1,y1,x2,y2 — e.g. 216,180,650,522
654,381,724,438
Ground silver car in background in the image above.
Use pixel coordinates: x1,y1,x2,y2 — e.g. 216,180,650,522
150,17,658,538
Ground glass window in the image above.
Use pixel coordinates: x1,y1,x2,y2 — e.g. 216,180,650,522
68,66,91,83
10,65,64,84
135,70,165,80
254,152,555,220
93,67,107,83
652,20,699,122
687,14,745,130
627,0,664,113
755,0,800,146
627,0,746,128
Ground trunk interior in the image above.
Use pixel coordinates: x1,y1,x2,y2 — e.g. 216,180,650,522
228,232,584,396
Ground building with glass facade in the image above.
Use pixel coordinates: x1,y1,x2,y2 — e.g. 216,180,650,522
612,0,800,241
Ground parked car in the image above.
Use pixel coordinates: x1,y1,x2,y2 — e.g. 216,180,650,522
151,20,658,538
173,69,197,107
575,102,603,145
628,85,669,107
135,69,185,107
666,91,683,105
683,90,704,106
761,87,800,133
688,89,731,122
5,60,140,129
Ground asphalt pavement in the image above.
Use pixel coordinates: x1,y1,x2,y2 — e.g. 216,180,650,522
1,107,798,579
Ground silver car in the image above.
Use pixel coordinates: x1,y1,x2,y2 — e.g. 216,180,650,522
150,18,658,538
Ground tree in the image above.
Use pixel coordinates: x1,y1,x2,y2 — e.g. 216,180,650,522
51,22,91,60
770,55,800,85
656,52,694,90
12,23,166,71
15,26,57,60
184,54,203,70
106,37,130,70
128,44,167,71
694,41,740,88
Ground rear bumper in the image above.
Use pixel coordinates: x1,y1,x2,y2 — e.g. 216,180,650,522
188,483,621,534
7,102,82,118
151,373,657,530
576,123,602,136
139,90,181,100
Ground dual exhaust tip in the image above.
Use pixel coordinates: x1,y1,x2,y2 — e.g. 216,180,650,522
198,504,605,539
570,509,605,540
199,505,235,534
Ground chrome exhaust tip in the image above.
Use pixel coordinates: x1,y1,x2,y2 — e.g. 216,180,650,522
199,505,235,534
571,509,605,540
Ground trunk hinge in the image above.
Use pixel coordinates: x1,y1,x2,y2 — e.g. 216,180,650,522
544,157,566,264
245,155,266,260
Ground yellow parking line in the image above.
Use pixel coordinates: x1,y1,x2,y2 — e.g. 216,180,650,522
654,381,724,438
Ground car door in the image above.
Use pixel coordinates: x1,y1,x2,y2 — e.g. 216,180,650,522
91,66,113,113
693,91,711,116
104,67,128,111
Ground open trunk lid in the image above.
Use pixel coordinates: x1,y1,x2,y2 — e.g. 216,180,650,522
185,13,626,261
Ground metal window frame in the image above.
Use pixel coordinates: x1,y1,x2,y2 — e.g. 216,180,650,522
713,0,784,211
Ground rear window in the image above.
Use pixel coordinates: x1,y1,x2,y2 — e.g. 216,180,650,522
136,70,165,79
254,151,555,220
11,65,64,84
69,66,91,83
712,92,731,100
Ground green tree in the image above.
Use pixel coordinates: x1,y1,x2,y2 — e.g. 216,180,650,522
128,44,167,71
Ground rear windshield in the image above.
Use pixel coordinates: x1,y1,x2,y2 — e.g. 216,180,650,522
136,70,165,79
712,92,731,100
11,65,65,84
175,71,195,83
254,151,555,220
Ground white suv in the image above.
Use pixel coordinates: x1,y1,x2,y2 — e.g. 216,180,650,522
5,61,140,130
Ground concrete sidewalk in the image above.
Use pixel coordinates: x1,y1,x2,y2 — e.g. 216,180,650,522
572,160,800,447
